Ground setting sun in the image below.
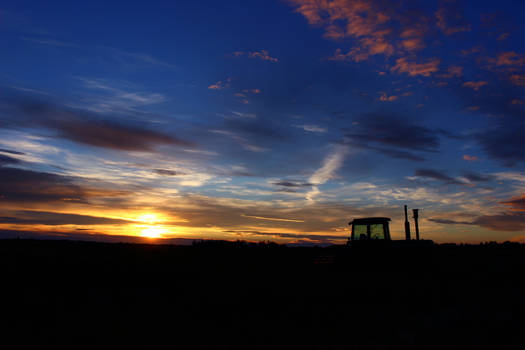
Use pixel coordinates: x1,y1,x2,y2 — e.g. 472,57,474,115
140,226,166,238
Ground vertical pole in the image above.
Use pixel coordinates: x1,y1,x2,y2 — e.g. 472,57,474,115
404,205,411,241
413,209,420,241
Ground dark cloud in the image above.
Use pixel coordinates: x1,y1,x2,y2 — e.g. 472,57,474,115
477,121,525,166
430,212,525,232
500,194,525,211
428,218,473,225
0,148,25,155
414,169,464,185
463,173,494,182
472,214,525,232
0,166,86,203
0,229,194,245
0,154,21,165
0,94,193,151
153,169,186,176
344,114,444,161
0,210,133,226
222,230,346,243
454,82,525,166
272,181,312,188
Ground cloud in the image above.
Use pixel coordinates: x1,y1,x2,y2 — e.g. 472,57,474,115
272,181,312,188
0,210,133,226
510,74,525,86
439,65,464,79
414,169,464,185
153,169,186,176
391,57,440,77
472,214,525,232
489,52,525,68
476,123,525,166
294,124,326,133
209,129,268,153
241,214,304,223
233,50,278,62
208,77,232,90
344,114,442,160
1,95,192,152
463,173,493,182
106,48,176,69
379,93,398,102
0,154,21,165
22,37,78,48
435,6,471,35
0,166,87,203
463,155,479,161
462,81,488,91
307,145,349,201
500,194,525,212
231,111,256,119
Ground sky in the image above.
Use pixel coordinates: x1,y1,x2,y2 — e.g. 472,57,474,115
1,0,525,245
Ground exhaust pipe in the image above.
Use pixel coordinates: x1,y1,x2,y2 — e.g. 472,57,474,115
404,205,411,241
413,209,420,241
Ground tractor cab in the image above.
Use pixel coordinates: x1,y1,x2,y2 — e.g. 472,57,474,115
349,217,391,242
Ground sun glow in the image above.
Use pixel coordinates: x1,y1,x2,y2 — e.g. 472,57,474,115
137,213,159,224
140,226,167,238
134,213,168,238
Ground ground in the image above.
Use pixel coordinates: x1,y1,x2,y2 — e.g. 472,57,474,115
1,239,524,349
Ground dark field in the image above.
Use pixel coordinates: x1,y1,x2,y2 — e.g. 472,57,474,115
1,239,524,349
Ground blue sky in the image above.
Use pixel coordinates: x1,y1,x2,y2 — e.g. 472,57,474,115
1,0,525,244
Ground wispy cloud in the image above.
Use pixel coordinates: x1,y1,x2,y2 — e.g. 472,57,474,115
21,36,78,48
294,124,326,133
233,50,278,62
106,47,176,69
391,57,440,77
78,78,166,113
462,81,488,91
307,144,349,201
241,214,304,223
209,129,268,153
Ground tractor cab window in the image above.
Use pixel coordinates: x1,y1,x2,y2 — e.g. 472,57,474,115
370,224,385,239
354,224,368,240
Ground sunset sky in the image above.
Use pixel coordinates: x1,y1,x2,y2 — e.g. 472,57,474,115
1,0,525,244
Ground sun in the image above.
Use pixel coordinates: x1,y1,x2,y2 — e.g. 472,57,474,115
140,226,166,238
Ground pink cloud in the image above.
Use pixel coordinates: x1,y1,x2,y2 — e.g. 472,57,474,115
208,77,231,90
391,57,440,77
463,155,479,161
510,74,525,86
439,65,463,79
462,81,488,91
435,7,471,35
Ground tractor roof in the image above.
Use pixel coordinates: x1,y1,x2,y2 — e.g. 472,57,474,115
349,217,391,225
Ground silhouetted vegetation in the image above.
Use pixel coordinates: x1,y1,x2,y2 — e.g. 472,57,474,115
1,238,524,349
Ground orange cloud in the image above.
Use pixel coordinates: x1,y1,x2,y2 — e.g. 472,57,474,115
289,0,423,64
500,194,525,212
492,52,525,67
510,74,525,86
391,57,440,77
462,81,488,91
439,65,463,79
379,93,398,102
463,155,479,161
435,7,471,35
208,77,231,90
